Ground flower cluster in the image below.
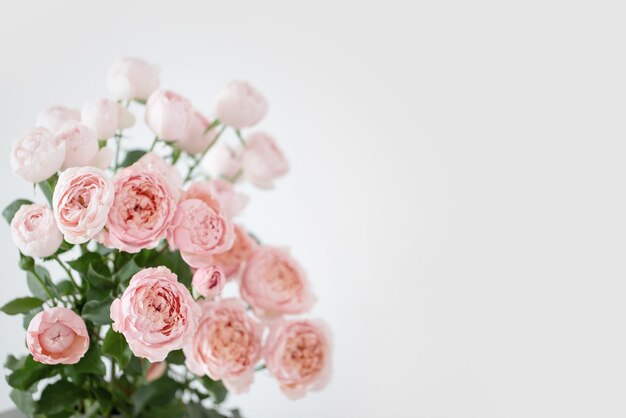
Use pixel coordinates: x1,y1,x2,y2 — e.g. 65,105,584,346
2,58,331,418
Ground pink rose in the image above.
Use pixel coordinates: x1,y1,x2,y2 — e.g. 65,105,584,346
107,57,160,101
178,110,218,155
211,224,259,278
10,127,65,183
206,179,248,218
53,122,108,169
81,98,135,139
11,204,63,258
192,265,226,299
110,267,200,362
26,307,90,365
241,247,315,317
100,160,178,253
145,90,194,141
146,361,167,382
214,81,268,129
133,152,183,197
183,299,263,393
241,132,289,189
205,142,243,179
36,106,81,133
53,167,115,244
168,182,235,267
264,319,332,399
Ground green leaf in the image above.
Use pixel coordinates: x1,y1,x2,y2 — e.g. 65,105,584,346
201,376,228,404
10,389,36,417
22,307,42,330
72,344,106,375
55,280,76,295
165,349,185,365
137,249,192,287
121,149,147,168
113,258,141,285
2,199,34,224
102,328,132,369
37,379,84,415
26,266,56,300
132,375,183,416
5,355,26,371
37,173,58,206
7,356,60,390
0,297,44,315
68,251,105,274
93,387,113,416
86,264,115,289
81,297,113,325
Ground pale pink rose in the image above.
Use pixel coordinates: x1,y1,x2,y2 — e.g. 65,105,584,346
26,307,90,365
36,106,81,133
11,204,63,258
10,127,65,183
81,98,135,139
145,90,194,141
206,179,248,218
168,182,235,267
241,132,289,189
110,267,200,362
192,265,226,299
133,152,183,197
183,299,264,393
53,122,98,169
264,319,332,399
53,167,115,244
107,57,160,101
146,361,167,382
100,161,178,253
205,142,243,179
241,247,315,317
178,110,218,155
211,224,259,278
214,81,268,129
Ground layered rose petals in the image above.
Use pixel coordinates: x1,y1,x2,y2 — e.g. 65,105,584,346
211,224,259,279
11,203,63,258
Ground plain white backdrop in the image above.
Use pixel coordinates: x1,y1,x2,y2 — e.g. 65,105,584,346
1,1,626,417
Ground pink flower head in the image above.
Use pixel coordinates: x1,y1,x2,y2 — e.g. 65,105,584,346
205,142,243,179
36,106,81,133
214,81,268,129
145,90,194,141
192,265,226,299
168,182,235,267
211,224,259,279
241,132,289,189
10,127,65,183
11,203,63,258
146,361,168,382
53,121,110,170
100,158,178,253
241,247,315,317
53,166,115,244
27,307,90,365
107,57,160,102
133,152,183,198
81,98,135,139
183,299,264,393
206,179,248,218
264,319,332,399
110,267,200,362
178,110,218,155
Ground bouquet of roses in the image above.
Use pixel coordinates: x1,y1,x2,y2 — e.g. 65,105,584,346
2,57,331,418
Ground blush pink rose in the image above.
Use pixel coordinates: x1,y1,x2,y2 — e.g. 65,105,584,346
178,110,218,155
53,121,113,169
192,265,226,299
10,127,65,183
241,132,289,189
205,142,243,179
206,179,248,218
100,160,178,253
110,267,200,362
26,307,90,365
53,166,115,244
146,361,168,382
107,57,160,101
11,204,63,258
133,152,183,197
36,106,81,133
183,299,264,393
264,319,332,399
145,90,194,141
81,98,135,139
168,182,235,267
211,224,259,278
214,81,268,129
241,247,315,317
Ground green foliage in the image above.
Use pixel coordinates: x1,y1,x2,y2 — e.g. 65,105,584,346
73,343,106,376
121,149,147,168
37,379,85,415
201,376,228,404
37,173,58,206
102,327,132,369
2,199,34,224
0,297,44,315
82,297,114,325
7,356,60,390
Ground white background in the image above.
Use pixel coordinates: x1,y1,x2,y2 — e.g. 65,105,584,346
1,1,626,417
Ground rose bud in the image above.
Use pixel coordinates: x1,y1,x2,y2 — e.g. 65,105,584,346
107,57,160,102
53,121,99,169
206,179,248,218
205,142,243,179
11,204,63,258
178,110,218,155
145,90,194,141
35,105,81,133
264,319,332,399
241,132,289,189
10,127,65,183
192,265,226,299
27,307,90,365
214,81,268,129
81,98,135,139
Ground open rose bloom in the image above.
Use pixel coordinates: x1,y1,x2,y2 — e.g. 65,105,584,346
3,58,331,416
